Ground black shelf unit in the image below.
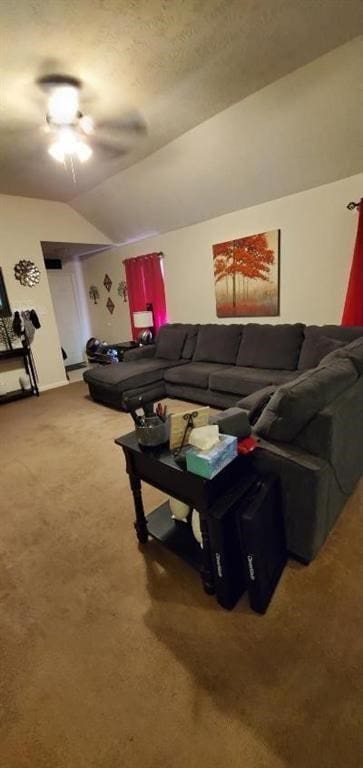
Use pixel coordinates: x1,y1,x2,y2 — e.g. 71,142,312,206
146,502,203,571
0,388,33,405
0,343,39,404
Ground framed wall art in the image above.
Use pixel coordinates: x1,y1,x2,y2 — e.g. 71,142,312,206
213,230,280,317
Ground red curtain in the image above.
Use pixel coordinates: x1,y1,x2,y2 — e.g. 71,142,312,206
124,252,167,340
342,199,363,326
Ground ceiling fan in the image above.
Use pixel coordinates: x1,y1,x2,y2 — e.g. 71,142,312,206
37,73,147,165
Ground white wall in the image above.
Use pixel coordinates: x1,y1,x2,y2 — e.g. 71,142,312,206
72,37,363,243
80,247,131,343
0,194,109,391
80,173,362,335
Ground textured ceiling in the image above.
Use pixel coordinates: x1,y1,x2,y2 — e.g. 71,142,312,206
72,38,363,243
41,241,112,260
1,0,363,202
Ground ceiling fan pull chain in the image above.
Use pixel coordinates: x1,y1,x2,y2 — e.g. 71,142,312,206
70,155,77,184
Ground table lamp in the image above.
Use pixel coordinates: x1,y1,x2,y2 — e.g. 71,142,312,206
133,310,154,344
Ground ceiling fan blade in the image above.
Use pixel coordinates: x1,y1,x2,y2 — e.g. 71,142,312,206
96,110,147,136
91,125,137,150
90,137,129,160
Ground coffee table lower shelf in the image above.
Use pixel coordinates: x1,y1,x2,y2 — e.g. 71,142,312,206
146,502,202,572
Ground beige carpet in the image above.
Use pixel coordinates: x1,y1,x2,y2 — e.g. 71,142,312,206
0,382,362,768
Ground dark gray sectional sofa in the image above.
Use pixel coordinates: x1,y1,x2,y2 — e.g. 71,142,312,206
84,322,363,563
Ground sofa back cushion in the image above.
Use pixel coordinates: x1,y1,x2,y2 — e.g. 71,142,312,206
321,336,363,374
297,335,345,370
298,325,363,370
236,323,304,371
155,325,186,360
159,323,199,359
254,357,358,442
193,324,243,365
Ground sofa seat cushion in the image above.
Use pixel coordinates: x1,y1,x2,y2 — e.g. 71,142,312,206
209,366,297,396
193,324,243,364
298,325,363,370
236,323,304,370
164,362,228,389
84,359,187,391
254,357,358,442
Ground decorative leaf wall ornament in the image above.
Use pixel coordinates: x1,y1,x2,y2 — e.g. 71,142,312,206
89,285,100,304
106,297,115,314
117,280,128,302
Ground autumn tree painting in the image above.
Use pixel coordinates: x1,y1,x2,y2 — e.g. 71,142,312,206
213,230,280,317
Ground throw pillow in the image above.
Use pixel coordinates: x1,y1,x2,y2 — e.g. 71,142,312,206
298,326,363,370
180,324,200,359
155,326,186,360
236,385,277,424
320,336,363,375
254,357,358,442
298,335,345,370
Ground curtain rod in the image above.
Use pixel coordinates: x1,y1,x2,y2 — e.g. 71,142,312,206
347,201,361,210
122,251,164,264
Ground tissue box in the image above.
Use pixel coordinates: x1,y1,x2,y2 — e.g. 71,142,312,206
186,434,237,479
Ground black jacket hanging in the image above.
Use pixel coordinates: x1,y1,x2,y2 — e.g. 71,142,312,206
30,309,41,329
12,311,22,337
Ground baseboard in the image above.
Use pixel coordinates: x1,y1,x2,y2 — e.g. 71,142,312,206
39,379,69,392
65,362,87,372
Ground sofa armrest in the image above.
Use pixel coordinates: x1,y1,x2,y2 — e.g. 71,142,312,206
252,438,331,562
293,377,363,494
123,345,156,361
236,386,277,424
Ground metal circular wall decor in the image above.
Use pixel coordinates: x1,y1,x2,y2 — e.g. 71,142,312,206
14,260,41,287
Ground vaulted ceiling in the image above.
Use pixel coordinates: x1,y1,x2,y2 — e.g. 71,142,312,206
72,36,363,243
1,0,362,208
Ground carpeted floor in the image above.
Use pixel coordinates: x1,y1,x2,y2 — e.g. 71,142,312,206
0,382,362,768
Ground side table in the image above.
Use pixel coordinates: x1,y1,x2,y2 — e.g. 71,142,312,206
115,432,256,597
88,340,138,365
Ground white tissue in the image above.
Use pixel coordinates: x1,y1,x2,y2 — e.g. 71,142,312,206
188,424,219,451
191,509,203,547
169,497,190,523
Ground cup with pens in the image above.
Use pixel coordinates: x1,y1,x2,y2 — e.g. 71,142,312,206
123,395,169,448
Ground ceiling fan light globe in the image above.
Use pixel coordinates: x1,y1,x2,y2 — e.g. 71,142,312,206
75,141,93,162
79,114,94,135
48,85,79,125
58,127,78,154
48,142,65,163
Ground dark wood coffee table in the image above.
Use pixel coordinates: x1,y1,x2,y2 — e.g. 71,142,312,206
115,432,255,596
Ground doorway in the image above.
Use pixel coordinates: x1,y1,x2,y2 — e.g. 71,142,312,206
42,241,112,371
47,270,84,367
